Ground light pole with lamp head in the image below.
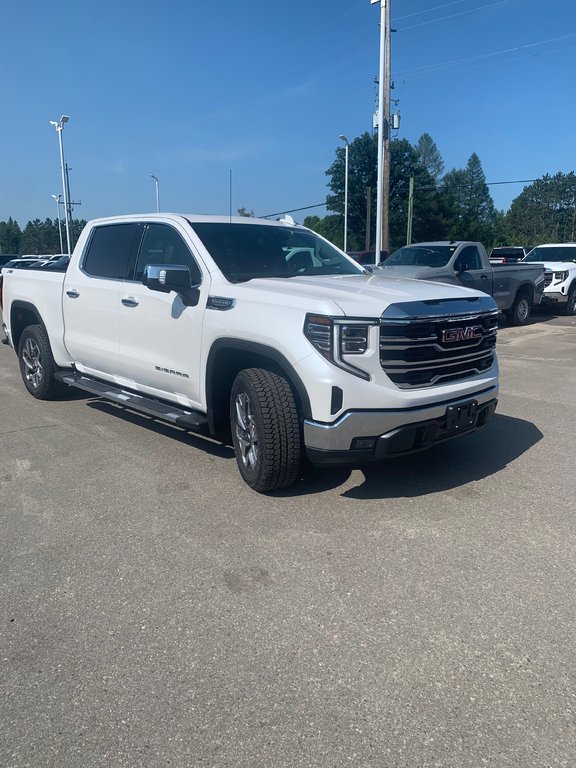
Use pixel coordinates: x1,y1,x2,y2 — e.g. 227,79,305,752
49,115,71,255
51,194,63,253
150,174,160,212
339,135,349,252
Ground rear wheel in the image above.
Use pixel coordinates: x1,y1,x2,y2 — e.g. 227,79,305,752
230,368,301,493
507,292,531,326
18,324,65,400
564,284,576,316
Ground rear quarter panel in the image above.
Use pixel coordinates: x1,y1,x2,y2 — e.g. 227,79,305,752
3,269,68,364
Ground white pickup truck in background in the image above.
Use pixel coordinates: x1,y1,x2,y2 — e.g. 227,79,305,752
522,243,576,315
1,214,500,492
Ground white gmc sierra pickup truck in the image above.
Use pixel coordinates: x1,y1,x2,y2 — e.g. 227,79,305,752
1,214,500,492
522,243,576,315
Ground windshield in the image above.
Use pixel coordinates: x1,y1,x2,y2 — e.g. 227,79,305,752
386,245,456,267
524,246,576,263
189,222,364,282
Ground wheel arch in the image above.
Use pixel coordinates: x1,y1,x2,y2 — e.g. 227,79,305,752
514,281,534,303
205,339,311,438
10,301,47,352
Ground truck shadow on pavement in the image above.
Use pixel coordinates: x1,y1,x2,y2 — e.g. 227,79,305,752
336,414,542,500
86,400,233,459
85,401,542,499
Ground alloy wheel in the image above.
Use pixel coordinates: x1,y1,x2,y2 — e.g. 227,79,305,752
21,337,43,389
234,392,258,470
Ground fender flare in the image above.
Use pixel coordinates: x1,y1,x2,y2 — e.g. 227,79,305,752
205,338,312,434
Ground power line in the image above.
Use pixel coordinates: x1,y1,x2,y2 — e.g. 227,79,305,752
397,32,576,78
262,179,540,218
487,178,536,186
397,0,512,32
260,203,326,219
394,0,481,22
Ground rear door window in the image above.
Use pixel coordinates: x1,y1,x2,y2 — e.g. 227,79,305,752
82,223,140,279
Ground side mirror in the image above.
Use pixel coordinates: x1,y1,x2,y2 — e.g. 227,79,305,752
143,264,200,306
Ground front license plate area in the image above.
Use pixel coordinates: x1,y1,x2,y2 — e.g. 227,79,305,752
445,399,478,432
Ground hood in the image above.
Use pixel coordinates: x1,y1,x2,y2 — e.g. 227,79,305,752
226,273,490,317
371,264,437,280
530,261,576,271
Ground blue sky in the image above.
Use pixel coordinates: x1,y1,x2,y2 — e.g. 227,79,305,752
2,0,575,227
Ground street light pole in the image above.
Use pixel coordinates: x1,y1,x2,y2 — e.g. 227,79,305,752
49,115,71,255
150,174,160,212
339,135,349,252
51,194,63,253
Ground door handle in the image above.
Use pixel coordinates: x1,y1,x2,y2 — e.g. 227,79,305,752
480,275,489,280
66,289,80,298
121,297,139,307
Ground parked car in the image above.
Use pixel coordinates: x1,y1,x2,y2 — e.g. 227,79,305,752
490,246,534,264
0,254,21,267
372,241,545,325
523,243,576,315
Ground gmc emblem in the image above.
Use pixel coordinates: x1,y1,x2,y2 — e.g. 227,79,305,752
441,325,483,343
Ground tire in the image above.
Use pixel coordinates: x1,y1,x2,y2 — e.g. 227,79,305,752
230,368,301,493
564,284,576,316
507,292,531,326
18,324,65,400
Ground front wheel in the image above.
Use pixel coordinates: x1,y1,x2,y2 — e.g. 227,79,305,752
18,324,65,400
230,368,301,493
564,284,576,316
507,293,531,326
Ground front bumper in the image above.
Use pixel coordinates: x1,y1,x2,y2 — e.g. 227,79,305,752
542,291,568,304
304,386,498,465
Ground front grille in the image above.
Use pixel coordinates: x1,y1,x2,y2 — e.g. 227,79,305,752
380,306,498,389
544,270,553,287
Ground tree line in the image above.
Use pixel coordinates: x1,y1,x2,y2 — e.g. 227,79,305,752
0,217,87,256
304,132,576,252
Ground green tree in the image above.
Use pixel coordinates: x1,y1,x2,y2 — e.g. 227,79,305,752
506,172,576,244
19,219,53,254
388,139,442,250
303,214,343,244
415,133,445,181
326,132,378,250
0,218,22,253
70,219,87,251
325,133,444,251
438,153,497,245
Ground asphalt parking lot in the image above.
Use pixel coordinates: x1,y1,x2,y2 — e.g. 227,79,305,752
1,307,575,768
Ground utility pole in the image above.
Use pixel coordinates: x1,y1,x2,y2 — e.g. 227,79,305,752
372,0,391,263
406,177,414,245
382,0,391,257
365,187,372,250
65,163,82,251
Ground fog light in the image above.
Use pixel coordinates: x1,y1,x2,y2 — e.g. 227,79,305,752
352,437,377,450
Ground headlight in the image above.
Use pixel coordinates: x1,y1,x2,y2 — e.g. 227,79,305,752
554,270,569,283
341,324,369,354
304,313,373,380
